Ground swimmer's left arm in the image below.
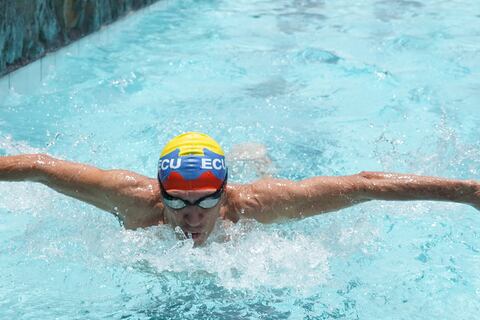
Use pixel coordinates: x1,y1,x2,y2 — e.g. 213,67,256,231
235,172,480,223
353,171,480,210
234,175,366,223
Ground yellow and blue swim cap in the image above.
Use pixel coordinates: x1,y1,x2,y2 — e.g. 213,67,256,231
158,132,227,191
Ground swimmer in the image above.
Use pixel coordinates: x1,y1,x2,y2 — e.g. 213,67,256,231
1,132,479,246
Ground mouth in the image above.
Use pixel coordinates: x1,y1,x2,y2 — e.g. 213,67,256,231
191,232,201,240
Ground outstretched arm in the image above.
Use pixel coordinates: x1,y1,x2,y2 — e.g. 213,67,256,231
0,154,163,228
232,171,480,223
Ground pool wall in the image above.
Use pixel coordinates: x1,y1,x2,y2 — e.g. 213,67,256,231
0,0,160,78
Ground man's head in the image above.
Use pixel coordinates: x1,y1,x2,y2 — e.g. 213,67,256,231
158,132,227,245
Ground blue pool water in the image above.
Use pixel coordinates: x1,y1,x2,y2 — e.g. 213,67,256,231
1,0,480,318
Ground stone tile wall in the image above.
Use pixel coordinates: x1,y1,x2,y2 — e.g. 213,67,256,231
0,0,160,77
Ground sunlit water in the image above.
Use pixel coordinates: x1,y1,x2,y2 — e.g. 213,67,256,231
1,0,480,318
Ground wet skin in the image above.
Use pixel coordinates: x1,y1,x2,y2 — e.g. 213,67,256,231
1,154,480,246
162,188,225,245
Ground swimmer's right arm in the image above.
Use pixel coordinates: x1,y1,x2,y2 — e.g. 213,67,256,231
0,154,163,228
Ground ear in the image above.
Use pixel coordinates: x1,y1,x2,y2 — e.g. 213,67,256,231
219,189,228,206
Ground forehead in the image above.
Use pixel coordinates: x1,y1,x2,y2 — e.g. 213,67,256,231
167,188,217,199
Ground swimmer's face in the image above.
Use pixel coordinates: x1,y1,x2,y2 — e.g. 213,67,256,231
162,188,224,246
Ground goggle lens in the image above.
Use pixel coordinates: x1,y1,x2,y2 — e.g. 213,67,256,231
163,194,221,210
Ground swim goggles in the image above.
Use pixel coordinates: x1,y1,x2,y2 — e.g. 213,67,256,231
160,173,228,210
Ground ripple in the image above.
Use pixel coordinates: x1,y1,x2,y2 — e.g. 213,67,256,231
296,47,341,64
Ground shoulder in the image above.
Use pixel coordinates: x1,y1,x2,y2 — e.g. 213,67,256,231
100,170,161,203
109,174,165,229
223,178,298,221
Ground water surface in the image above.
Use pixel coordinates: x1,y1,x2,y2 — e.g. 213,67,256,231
1,0,480,318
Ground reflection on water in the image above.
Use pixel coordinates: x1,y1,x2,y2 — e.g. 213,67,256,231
374,0,424,22
246,76,289,98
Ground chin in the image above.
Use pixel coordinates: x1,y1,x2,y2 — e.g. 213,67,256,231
192,232,211,246
192,236,206,247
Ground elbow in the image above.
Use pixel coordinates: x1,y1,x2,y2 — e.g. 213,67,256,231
33,153,53,163
352,172,377,200
358,171,384,180
29,154,54,182
24,154,52,166
32,152,51,163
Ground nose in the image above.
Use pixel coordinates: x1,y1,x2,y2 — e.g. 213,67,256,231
182,207,205,228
